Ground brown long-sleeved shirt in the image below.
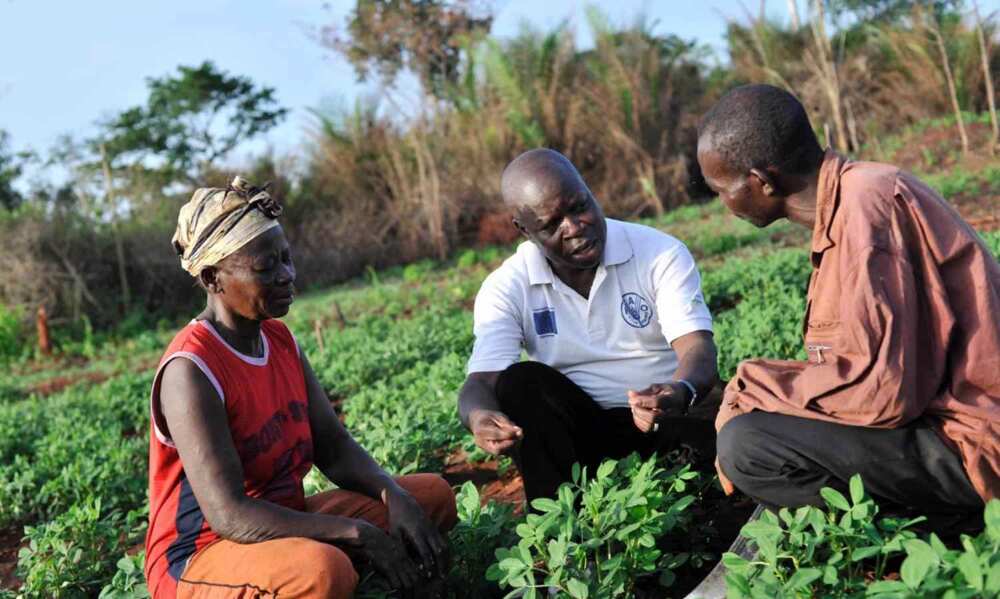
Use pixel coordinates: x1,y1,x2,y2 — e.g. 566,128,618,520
717,151,1000,502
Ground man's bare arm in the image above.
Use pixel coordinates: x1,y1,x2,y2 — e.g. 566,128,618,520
670,330,720,401
457,371,522,455
628,330,719,431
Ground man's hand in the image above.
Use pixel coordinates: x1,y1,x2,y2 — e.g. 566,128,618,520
469,409,523,455
383,486,449,579
627,382,690,433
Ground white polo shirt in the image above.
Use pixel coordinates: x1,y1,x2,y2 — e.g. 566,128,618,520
467,218,713,409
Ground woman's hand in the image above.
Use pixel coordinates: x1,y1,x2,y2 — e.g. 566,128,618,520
383,486,450,579
349,520,422,596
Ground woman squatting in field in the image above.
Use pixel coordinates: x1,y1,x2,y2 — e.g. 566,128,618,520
144,177,457,599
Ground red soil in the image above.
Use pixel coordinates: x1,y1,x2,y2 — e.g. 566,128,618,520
0,525,24,590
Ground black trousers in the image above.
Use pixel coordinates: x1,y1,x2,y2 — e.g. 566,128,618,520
717,411,983,517
495,361,718,503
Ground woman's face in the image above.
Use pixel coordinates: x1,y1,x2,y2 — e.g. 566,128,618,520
207,226,297,320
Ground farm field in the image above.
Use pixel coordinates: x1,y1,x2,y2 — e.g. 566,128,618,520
1,178,999,598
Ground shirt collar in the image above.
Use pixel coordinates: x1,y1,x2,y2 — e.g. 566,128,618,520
811,149,848,258
524,218,633,286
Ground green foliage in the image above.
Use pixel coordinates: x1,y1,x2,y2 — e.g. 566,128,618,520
446,482,520,596
0,374,150,527
16,501,144,598
0,304,24,363
488,454,700,598
702,249,812,379
923,166,1000,199
343,352,468,473
0,130,29,211
331,0,492,98
981,230,1000,261
725,476,1000,599
97,61,288,180
98,553,150,599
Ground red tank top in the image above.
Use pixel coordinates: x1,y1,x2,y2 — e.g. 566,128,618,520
144,319,313,599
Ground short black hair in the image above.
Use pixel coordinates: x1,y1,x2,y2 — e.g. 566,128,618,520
698,84,824,175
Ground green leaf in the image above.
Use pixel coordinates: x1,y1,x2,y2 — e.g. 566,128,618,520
783,567,822,591
566,578,589,598
820,487,851,511
900,553,932,589
849,474,865,504
956,552,984,590
531,498,560,514
850,546,881,561
596,460,616,479
985,499,1000,542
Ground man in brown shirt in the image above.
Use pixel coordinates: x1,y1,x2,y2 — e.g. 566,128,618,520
696,84,1000,517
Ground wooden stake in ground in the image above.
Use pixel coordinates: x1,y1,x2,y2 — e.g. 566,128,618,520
313,319,325,355
973,1,999,154
924,6,970,156
36,305,51,356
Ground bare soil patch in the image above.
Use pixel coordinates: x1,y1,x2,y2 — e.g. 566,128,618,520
0,525,24,590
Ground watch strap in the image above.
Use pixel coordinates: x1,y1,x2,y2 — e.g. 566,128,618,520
676,379,698,408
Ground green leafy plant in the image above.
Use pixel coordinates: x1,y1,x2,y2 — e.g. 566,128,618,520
445,482,520,597
98,552,150,599
16,499,136,598
488,454,699,598
724,475,1000,599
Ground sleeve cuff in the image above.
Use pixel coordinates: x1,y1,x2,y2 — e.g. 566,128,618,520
466,357,517,374
662,318,714,344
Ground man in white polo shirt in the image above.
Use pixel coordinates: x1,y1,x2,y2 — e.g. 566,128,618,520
458,148,719,502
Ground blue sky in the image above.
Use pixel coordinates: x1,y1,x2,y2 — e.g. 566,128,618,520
1,0,802,181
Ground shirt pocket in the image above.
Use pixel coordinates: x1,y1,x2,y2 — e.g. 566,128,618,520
804,318,840,365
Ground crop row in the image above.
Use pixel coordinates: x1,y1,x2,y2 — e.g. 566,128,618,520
0,229,996,597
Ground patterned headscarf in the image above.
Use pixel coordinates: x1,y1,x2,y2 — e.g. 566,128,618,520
172,176,283,277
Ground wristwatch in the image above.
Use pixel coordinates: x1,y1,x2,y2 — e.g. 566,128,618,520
676,379,698,412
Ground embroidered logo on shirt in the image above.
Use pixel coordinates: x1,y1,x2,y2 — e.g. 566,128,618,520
621,293,652,328
532,308,558,337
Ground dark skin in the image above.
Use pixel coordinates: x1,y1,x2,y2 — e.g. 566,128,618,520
695,134,823,230
159,226,446,597
458,150,719,454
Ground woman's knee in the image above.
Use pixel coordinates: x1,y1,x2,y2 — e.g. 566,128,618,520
298,542,359,599
398,473,458,532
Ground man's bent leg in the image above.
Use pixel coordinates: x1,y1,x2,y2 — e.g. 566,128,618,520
495,361,635,502
177,537,358,599
717,411,982,514
305,473,458,532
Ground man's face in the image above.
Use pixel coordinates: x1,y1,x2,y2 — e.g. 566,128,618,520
697,143,783,228
514,180,607,271
210,226,297,319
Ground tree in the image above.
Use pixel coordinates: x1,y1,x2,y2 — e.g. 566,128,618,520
0,130,28,211
827,0,962,21
96,61,288,183
325,0,493,98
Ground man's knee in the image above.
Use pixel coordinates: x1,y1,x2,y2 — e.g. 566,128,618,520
398,473,458,532
717,412,773,488
496,361,561,417
297,542,358,599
